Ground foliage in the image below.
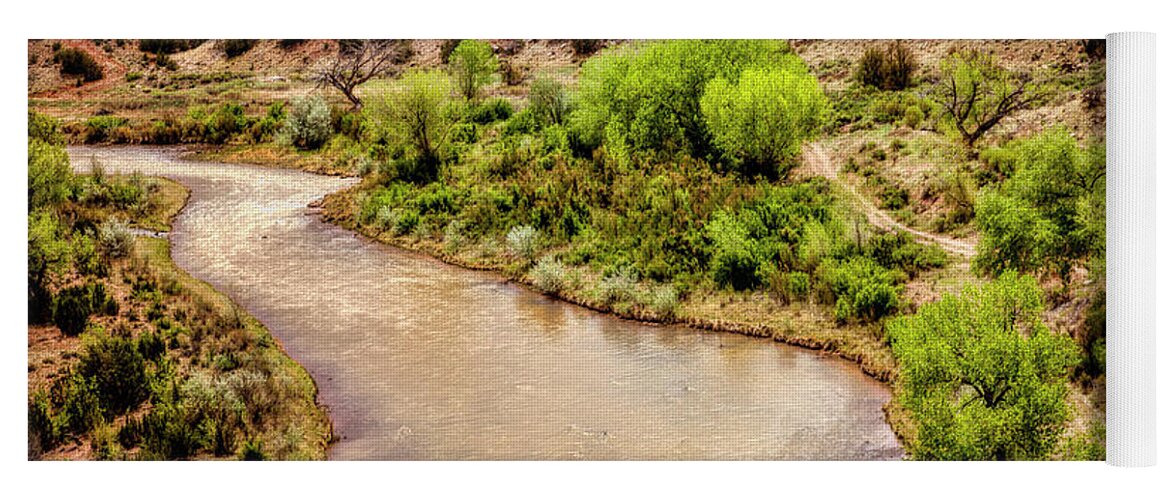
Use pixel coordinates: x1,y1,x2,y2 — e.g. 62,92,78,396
855,41,916,90
974,127,1105,280
369,70,458,181
138,39,204,54
448,40,498,101
932,50,1046,147
700,65,826,178
53,47,104,82
467,98,513,124
598,266,639,306
219,39,257,58
570,39,603,56
888,272,1079,460
279,95,332,150
570,39,797,159
506,224,541,262
96,218,136,259
78,332,151,416
28,134,73,210
528,76,570,126
53,284,95,336
644,283,679,317
820,257,901,323
530,255,568,294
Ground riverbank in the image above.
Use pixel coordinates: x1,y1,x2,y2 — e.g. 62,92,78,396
28,173,331,460
317,180,918,449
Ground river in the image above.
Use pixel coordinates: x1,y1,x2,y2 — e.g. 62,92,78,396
69,146,903,460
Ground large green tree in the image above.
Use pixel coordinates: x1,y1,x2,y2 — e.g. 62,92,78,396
569,39,798,160
888,271,1079,460
974,127,1105,280
700,65,825,178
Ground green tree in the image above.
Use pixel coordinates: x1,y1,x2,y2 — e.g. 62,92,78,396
28,134,72,210
370,70,459,178
448,40,498,102
974,127,1105,280
569,39,796,160
888,271,1079,460
932,50,1045,147
700,65,826,178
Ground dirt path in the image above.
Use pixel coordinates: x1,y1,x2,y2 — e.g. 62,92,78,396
803,142,977,258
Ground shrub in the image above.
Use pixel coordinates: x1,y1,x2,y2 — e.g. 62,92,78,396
220,39,257,58
58,373,104,434
448,40,498,101
903,105,924,129
96,218,135,259
570,39,603,57
138,39,204,54
529,76,570,126
28,392,59,457
369,70,458,180
855,41,916,91
506,224,541,262
82,116,128,144
240,439,267,460
467,98,513,124
53,285,94,336
280,95,332,150
598,266,639,305
820,257,901,323
701,64,826,178
644,283,679,317
79,333,150,416
530,255,568,294
28,133,73,210
53,47,104,82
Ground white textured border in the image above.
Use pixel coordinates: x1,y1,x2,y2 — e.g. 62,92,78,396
1107,32,1157,467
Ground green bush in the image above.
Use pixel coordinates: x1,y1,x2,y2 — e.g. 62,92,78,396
644,283,679,317
53,47,104,82
53,285,95,336
855,41,916,91
79,333,150,416
28,132,73,209
530,255,568,294
701,64,825,178
529,76,570,126
820,257,901,323
28,392,59,457
570,39,795,159
369,70,458,180
506,224,540,262
903,105,924,129
467,98,513,124
82,116,128,144
598,266,639,305
280,95,332,150
220,39,257,58
888,272,1079,460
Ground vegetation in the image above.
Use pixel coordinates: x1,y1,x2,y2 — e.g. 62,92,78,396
447,40,498,102
219,39,257,58
53,47,104,82
26,112,328,460
368,70,458,181
889,272,1079,460
855,41,916,91
279,95,332,150
932,50,1046,147
316,39,411,110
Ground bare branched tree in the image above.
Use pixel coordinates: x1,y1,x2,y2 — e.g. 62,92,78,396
315,39,412,110
932,50,1048,148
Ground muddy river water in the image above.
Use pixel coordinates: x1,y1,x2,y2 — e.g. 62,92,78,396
70,147,902,460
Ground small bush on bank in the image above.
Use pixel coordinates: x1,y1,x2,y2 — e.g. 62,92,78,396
96,218,135,259
279,95,332,150
53,47,103,82
506,225,540,262
531,255,568,294
79,333,150,416
644,283,679,317
598,266,639,306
